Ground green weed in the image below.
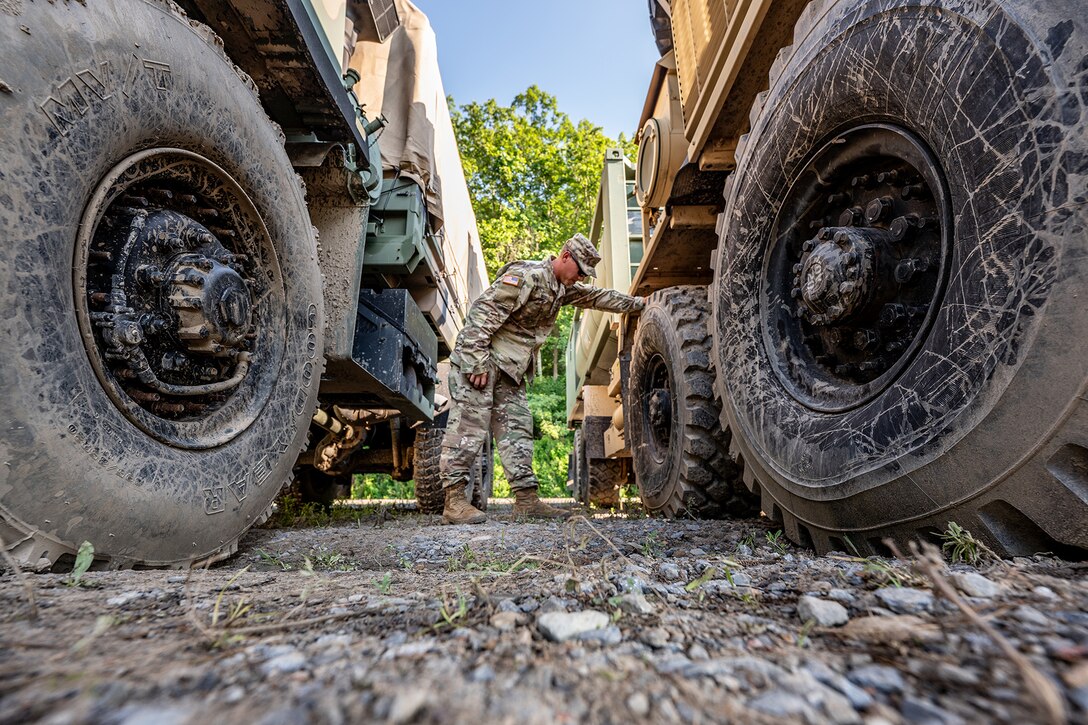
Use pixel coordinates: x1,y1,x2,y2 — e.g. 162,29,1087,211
640,531,663,558
685,567,717,593
211,567,253,629
375,571,393,595
66,541,94,587
308,546,349,571
434,589,469,630
766,530,788,555
257,549,291,571
796,618,815,647
939,521,986,566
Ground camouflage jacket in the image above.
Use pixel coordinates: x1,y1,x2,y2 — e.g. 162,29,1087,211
450,257,645,382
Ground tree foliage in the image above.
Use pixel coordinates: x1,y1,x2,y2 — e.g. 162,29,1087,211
451,86,636,277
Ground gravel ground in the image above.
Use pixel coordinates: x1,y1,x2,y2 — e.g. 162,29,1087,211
1,501,1086,724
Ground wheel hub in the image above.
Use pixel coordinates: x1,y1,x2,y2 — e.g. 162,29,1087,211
165,251,252,354
761,124,951,412
75,148,285,448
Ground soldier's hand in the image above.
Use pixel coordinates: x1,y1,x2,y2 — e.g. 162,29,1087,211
469,372,489,389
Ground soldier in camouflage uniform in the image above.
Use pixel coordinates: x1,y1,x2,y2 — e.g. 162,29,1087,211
440,234,646,524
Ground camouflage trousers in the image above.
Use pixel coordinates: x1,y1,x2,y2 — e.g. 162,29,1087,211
439,364,537,491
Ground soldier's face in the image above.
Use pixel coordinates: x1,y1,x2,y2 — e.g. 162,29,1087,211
557,251,587,286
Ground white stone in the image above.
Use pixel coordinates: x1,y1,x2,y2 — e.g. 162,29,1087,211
626,692,650,716
260,651,307,676
951,572,1001,598
797,595,850,627
490,611,519,631
875,587,934,614
616,593,655,615
537,610,611,642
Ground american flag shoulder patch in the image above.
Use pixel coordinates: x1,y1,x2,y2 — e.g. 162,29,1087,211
501,274,522,287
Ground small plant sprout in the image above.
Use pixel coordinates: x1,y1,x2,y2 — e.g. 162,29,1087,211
640,531,662,558
66,541,95,587
686,567,717,593
376,571,393,595
766,530,788,555
257,549,291,571
211,566,253,628
939,521,986,565
434,589,469,630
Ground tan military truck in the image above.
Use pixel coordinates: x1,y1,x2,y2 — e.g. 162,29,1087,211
569,0,1087,557
0,0,489,569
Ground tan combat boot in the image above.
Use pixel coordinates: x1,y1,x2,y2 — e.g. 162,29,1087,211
442,486,486,525
513,488,571,519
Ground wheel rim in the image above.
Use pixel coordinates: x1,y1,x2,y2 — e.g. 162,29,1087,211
643,353,673,466
760,124,953,412
74,149,287,449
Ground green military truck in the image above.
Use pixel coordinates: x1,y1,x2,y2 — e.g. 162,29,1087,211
0,0,489,569
569,0,1087,557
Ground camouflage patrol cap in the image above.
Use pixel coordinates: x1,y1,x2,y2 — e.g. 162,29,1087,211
563,233,601,278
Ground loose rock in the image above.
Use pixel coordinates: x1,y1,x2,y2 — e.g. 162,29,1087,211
798,595,850,627
536,610,611,642
875,587,934,614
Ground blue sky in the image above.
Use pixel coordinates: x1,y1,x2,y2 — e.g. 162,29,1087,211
414,0,662,141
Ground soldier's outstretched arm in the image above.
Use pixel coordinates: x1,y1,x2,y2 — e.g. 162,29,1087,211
564,284,646,314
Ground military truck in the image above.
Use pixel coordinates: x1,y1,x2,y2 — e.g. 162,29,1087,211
0,0,489,569
569,0,1088,558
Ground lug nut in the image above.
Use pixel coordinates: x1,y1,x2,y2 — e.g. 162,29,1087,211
851,175,871,188
880,303,908,327
828,192,850,205
802,240,815,252
834,230,850,244
790,287,802,299
894,258,928,284
865,196,893,224
877,170,899,184
839,207,863,226
792,263,803,274
818,228,833,241
136,264,165,285
901,184,925,199
853,328,880,351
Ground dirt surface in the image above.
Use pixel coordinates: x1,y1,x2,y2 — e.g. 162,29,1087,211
1,501,1086,724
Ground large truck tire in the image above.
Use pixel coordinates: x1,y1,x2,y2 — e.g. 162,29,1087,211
628,286,753,517
586,459,623,509
714,0,1088,556
0,1,323,568
414,430,492,513
413,428,446,514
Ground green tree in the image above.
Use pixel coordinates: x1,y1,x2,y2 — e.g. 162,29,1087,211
451,86,635,379
451,85,635,277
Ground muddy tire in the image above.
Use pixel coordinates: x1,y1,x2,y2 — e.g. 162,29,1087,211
568,429,589,503
714,0,1088,556
292,469,351,512
0,2,323,568
586,459,623,509
413,427,445,514
414,429,491,513
628,286,751,517
468,435,494,511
